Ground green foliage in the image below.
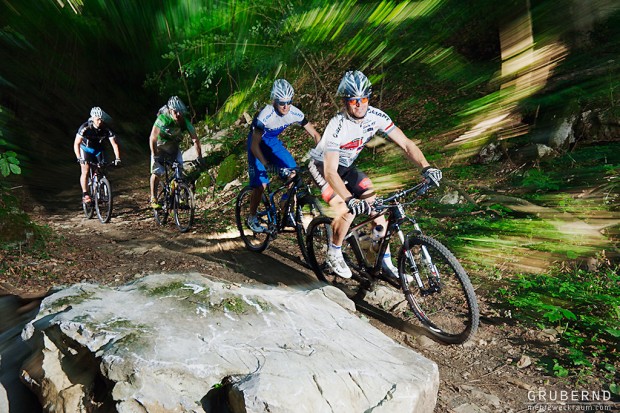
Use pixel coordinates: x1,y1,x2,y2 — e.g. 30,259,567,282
498,262,620,377
215,154,242,187
0,148,21,178
0,106,21,178
521,169,560,191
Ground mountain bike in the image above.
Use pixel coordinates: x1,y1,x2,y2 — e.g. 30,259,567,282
305,181,479,344
153,158,196,233
82,161,113,223
235,166,324,264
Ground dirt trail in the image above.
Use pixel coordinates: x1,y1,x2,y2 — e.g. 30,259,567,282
4,163,600,413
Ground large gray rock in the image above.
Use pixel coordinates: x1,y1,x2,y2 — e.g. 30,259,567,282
21,273,438,412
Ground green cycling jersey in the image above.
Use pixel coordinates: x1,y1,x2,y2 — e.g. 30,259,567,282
154,112,196,145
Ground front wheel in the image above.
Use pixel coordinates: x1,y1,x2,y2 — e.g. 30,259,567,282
173,182,195,233
397,235,479,344
95,177,113,223
235,186,272,252
294,195,324,265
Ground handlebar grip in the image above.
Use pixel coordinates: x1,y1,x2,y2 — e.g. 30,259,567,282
416,183,430,196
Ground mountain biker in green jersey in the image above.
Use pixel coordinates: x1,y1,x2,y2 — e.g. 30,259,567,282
308,70,442,279
74,107,121,203
149,96,203,209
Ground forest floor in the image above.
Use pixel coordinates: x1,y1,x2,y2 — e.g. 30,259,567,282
1,161,618,413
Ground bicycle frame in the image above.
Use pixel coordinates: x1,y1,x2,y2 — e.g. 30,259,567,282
87,162,106,195
343,183,437,291
259,169,304,235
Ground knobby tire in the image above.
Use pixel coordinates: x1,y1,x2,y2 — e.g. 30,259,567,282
173,182,194,233
295,195,323,265
95,177,113,223
398,235,479,344
235,186,271,252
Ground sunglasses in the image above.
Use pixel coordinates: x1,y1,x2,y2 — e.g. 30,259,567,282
347,97,369,105
276,100,292,106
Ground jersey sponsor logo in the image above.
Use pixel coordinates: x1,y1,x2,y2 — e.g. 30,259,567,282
340,138,364,150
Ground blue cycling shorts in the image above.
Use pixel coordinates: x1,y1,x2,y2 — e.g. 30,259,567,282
247,137,296,188
80,144,104,164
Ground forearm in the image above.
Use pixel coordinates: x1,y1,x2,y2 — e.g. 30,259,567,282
74,137,82,159
250,141,268,166
111,141,121,159
325,171,352,201
192,136,202,158
403,140,430,170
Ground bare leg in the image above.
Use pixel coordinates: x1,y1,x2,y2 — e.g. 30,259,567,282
249,185,266,215
150,174,159,200
80,164,89,194
331,192,379,246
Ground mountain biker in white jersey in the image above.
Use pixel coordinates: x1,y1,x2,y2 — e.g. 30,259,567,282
308,70,442,279
73,107,121,203
246,79,321,233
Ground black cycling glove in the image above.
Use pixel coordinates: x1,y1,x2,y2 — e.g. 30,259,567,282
346,197,371,216
422,166,442,187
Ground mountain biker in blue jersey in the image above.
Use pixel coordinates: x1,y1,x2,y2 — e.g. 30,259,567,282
149,96,203,209
246,79,322,233
73,107,121,203
308,70,442,279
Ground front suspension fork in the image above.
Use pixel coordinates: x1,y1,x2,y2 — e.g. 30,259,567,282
399,228,441,294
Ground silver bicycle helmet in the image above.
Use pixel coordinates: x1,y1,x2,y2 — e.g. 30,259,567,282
90,107,111,122
270,79,295,101
337,70,372,98
167,96,188,115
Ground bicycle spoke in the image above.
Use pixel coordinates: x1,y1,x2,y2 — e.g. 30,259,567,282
398,235,479,344
295,195,324,265
173,182,194,233
95,177,113,223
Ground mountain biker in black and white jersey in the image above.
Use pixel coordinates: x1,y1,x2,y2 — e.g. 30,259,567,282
246,79,321,233
73,107,121,203
308,70,442,279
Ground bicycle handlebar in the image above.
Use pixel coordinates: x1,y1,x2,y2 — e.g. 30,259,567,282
373,181,431,211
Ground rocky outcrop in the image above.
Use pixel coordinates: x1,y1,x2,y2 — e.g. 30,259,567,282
20,273,438,412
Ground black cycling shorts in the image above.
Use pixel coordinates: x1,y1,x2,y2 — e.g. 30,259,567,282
308,160,373,203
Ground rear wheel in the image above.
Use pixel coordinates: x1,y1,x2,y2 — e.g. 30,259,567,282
83,179,94,219
306,216,365,298
154,181,169,226
95,177,113,223
235,186,272,252
397,235,479,344
294,195,324,265
173,182,195,233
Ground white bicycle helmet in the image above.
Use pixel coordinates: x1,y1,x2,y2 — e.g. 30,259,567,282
90,107,111,122
270,79,295,101
167,96,188,115
337,70,372,98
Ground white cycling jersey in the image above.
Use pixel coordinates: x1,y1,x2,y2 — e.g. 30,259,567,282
309,106,396,167
252,104,307,143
